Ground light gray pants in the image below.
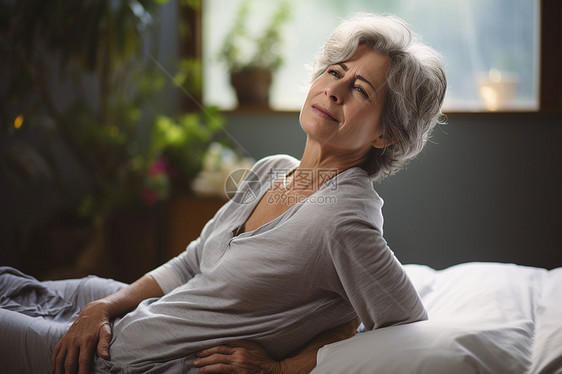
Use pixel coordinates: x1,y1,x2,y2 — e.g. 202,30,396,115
0,266,126,374
0,267,201,374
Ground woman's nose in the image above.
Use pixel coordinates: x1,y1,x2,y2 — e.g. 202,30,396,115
324,81,344,104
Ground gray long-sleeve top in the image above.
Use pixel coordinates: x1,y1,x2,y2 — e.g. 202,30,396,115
108,154,427,366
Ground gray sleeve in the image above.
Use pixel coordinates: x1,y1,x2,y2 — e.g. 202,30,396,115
148,202,229,294
327,219,427,330
148,237,203,294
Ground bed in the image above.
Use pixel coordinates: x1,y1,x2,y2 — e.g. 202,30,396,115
311,262,562,374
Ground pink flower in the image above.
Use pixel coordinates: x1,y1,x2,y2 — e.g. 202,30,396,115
149,157,168,176
142,190,159,205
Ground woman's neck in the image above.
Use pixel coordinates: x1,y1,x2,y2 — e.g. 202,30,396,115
299,138,367,171
291,138,368,191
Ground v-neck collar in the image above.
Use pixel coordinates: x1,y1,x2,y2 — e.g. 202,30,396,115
231,160,362,239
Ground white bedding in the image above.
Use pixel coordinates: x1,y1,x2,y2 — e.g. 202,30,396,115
312,262,562,374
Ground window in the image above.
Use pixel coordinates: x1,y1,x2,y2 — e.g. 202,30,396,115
203,0,540,112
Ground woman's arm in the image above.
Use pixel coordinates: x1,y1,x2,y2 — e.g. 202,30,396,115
50,274,163,374
194,317,360,374
98,273,164,317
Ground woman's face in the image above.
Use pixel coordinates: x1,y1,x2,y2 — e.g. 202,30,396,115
300,45,390,157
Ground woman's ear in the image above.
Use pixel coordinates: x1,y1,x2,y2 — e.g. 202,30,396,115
372,134,396,149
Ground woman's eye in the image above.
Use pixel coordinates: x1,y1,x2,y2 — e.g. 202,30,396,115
354,85,369,98
328,69,341,78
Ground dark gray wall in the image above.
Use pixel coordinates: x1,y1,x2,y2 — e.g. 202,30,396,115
224,112,562,270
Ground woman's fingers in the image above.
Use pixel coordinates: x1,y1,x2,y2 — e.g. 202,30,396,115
78,344,95,374
51,330,99,374
50,340,62,372
194,353,235,374
64,347,79,374
197,345,234,358
194,341,281,374
50,301,114,373
194,348,237,370
52,343,79,374
52,343,67,374
96,322,112,359
194,352,231,373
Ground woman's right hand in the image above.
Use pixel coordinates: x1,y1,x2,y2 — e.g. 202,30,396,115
48,274,164,374
50,299,113,374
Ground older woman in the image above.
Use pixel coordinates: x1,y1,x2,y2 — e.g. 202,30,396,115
0,13,446,374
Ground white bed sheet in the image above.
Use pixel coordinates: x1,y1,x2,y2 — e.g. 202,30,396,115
312,262,562,374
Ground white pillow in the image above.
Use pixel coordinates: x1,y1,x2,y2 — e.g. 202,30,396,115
529,268,562,373
312,318,532,374
312,263,550,374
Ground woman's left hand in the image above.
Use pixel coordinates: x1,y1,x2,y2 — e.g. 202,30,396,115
193,340,284,374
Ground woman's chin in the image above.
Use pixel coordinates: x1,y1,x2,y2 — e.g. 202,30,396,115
300,117,339,141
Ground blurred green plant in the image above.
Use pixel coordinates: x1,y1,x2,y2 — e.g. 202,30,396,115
218,0,291,73
0,0,221,224
150,109,223,193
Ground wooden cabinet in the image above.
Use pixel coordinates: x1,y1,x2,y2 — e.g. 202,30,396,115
41,195,226,282
163,194,226,261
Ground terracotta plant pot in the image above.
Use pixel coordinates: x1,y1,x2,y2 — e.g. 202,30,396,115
230,69,272,107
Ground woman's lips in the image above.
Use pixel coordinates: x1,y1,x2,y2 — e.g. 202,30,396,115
312,105,338,122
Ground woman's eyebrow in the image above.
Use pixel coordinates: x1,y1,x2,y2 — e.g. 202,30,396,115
337,62,377,93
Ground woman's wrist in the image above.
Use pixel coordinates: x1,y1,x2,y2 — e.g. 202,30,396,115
279,357,313,374
269,360,288,374
94,297,120,318
95,274,164,319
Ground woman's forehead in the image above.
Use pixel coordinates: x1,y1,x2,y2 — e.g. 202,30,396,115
341,46,389,86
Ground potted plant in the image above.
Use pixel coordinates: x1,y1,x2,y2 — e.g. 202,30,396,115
218,0,291,107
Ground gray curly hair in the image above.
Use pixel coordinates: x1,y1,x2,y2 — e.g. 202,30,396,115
311,13,447,180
